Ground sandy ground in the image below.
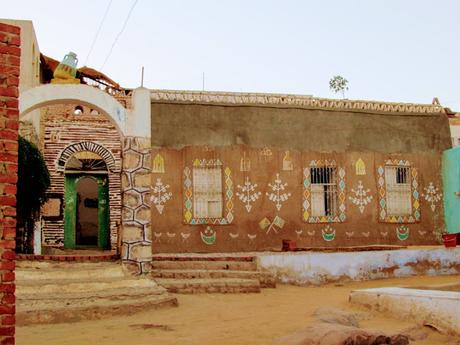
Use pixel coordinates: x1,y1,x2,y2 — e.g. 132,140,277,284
18,274,460,345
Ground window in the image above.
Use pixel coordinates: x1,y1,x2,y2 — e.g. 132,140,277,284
310,166,338,217
192,167,223,219
384,166,412,216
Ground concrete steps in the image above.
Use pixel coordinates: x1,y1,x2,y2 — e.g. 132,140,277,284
16,260,178,325
151,254,276,293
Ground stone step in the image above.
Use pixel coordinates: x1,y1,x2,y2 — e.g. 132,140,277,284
151,269,276,288
16,265,125,281
154,278,261,294
16,260,178,325
152,254,256,262
16,260,121,270
17,277,164,298
151,260,258,271
17,293,178,325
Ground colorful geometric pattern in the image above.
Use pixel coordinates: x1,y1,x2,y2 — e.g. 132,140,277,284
377,159,420,223
183,161,234,225
302,160,346,223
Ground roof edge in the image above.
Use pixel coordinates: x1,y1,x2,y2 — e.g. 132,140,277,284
150,89,444,115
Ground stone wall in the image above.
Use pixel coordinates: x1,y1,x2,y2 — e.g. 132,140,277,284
0,22,20,345
121,136,152,273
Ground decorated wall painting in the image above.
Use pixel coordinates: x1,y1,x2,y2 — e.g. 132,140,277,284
151,178,172,214
282,151,293,171
183,159,234,225
355,158,366,175
240,151,251,172
153,232,162,243
377,159,420,223
321,225,336,241
396,225,410,241
266,173,291,211
180,232,191,242
349,181,373,214
422,182,442,212
236,176,261,212
229,232,239,239
201,226,217,245
259,216,285,234
260,147,273,161
152,153,165,173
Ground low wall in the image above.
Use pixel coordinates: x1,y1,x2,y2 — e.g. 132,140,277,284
349,287,460,335
257,247,460,285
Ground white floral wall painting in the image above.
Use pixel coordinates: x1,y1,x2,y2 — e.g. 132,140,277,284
151,178,172,214
348,180,373,214
422,182,442,212
236,176,261,212
266,173,291,211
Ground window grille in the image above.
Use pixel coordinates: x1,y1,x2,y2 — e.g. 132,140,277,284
310,166,338,217
192,167,223,218
385,166,412,216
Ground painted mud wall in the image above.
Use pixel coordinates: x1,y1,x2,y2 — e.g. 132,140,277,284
40,105,122,250
151,103,451,153
150,101,450,252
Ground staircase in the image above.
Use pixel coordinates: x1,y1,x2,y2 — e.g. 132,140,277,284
16,260,178,325
151,254,276,294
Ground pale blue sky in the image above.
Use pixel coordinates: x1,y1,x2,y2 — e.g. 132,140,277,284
3,0,460,108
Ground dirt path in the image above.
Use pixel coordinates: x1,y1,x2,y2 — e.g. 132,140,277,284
17,275,460,345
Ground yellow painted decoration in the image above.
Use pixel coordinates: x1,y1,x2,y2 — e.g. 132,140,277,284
184,210,192,223
355,158,366,175
240,151,251,172
152,153,165,173
193,159,201,167
282,151,293,171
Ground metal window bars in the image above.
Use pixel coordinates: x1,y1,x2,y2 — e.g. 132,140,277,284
310,166,338,217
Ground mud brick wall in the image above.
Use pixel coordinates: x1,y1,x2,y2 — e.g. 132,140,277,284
0,22,20,345
41,105,122,249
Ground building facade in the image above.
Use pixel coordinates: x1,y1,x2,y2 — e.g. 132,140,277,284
149,91,451,252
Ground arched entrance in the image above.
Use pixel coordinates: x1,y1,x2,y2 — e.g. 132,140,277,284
64,151,110,249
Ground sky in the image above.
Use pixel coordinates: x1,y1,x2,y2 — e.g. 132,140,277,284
2,0,460,108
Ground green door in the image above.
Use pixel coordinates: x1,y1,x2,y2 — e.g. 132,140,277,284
442,147,460,234
64,174,110,249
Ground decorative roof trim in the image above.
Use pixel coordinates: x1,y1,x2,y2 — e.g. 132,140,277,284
150,89,444,114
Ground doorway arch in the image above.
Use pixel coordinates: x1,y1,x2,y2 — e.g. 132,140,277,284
63,151,110,249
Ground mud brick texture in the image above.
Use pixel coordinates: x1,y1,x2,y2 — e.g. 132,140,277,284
0,23,20,345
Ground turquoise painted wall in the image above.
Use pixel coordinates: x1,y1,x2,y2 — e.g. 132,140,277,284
442,147,460,234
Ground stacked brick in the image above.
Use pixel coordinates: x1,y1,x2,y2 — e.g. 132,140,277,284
41,105,121,249
0,22,20,345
